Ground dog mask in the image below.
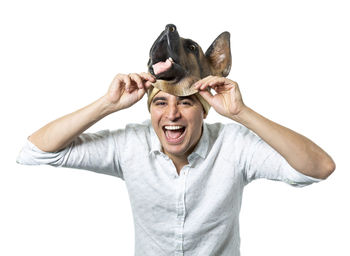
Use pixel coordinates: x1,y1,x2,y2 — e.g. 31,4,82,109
148,24,232,96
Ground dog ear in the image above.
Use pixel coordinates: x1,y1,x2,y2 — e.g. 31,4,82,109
205,32,231,77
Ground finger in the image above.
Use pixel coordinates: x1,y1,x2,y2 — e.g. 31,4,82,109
198,90,214,105
129,73,144,89
111,74,128,88
122,75,132,92
139,72,156,83
111,76,122,90
113,73,126,82
136,87,146,100
193,75,214,89
205,77,236,92
144,81,153,89
199,76,221,90
216,79,238,93
206,76,227,87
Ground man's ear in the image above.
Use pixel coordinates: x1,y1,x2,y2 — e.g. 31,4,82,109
205,32,232,77
203,111,208,119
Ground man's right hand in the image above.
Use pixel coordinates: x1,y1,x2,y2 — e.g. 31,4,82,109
104,73,156,113
28,72,156,152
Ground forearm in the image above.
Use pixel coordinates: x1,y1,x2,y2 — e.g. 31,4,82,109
29,96,116,152
232,107,335,179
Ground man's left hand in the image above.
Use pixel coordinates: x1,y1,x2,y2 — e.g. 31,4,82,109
194,76,246,120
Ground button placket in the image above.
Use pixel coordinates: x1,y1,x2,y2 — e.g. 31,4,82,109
174,165,189,255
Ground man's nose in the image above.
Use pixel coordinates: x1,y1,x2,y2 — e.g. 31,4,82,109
165,104,181,121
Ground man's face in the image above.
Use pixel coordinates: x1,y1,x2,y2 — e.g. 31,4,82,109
150,91,206,159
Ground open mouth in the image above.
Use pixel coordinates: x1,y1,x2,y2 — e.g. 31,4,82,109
152,57,176,80
148,38,186,82
149,56,186,82
162,125,186,143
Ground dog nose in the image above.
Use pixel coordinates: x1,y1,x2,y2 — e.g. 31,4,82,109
165,24,177,33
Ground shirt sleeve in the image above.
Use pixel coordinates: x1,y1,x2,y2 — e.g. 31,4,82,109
242,131,323,187
16,130,124,179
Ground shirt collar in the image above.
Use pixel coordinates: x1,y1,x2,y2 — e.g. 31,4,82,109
190,122,209,159
149,121,209,159
150,123,162,154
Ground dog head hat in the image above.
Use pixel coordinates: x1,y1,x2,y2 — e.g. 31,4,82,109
147,24,232,97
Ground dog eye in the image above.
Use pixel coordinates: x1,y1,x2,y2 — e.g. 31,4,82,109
188,44,197,51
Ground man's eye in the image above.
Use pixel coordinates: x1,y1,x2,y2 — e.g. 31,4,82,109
180,101,192,106
155,102,166,106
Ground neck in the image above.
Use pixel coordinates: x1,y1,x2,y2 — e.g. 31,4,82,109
168,154,189,175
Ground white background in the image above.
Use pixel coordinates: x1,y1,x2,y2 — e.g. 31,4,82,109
1,0,349,255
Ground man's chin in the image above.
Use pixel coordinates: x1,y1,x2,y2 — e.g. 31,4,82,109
163,144,188,158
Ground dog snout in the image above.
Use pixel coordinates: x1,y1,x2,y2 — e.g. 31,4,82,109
149,24,180,64
165,24,177,33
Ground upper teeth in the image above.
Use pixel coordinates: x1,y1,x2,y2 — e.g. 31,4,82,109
165,125,183,130
168,57,174,63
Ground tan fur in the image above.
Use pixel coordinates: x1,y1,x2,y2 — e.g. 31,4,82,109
151,76,200,96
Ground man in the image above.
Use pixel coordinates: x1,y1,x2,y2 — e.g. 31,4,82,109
17,72,335,255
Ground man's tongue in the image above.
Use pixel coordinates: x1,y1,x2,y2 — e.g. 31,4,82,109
152,59,172,75
165,129,183,140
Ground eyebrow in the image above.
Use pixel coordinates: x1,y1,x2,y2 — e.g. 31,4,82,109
152,97,167,103
178,96,195,101
152,96,195,103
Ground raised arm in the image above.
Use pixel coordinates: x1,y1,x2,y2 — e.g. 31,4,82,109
29,73,155,152
195,76,336,180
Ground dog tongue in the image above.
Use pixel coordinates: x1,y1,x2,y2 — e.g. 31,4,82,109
152,59,172,75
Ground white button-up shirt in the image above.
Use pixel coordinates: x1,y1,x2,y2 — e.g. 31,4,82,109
17,120,321,256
